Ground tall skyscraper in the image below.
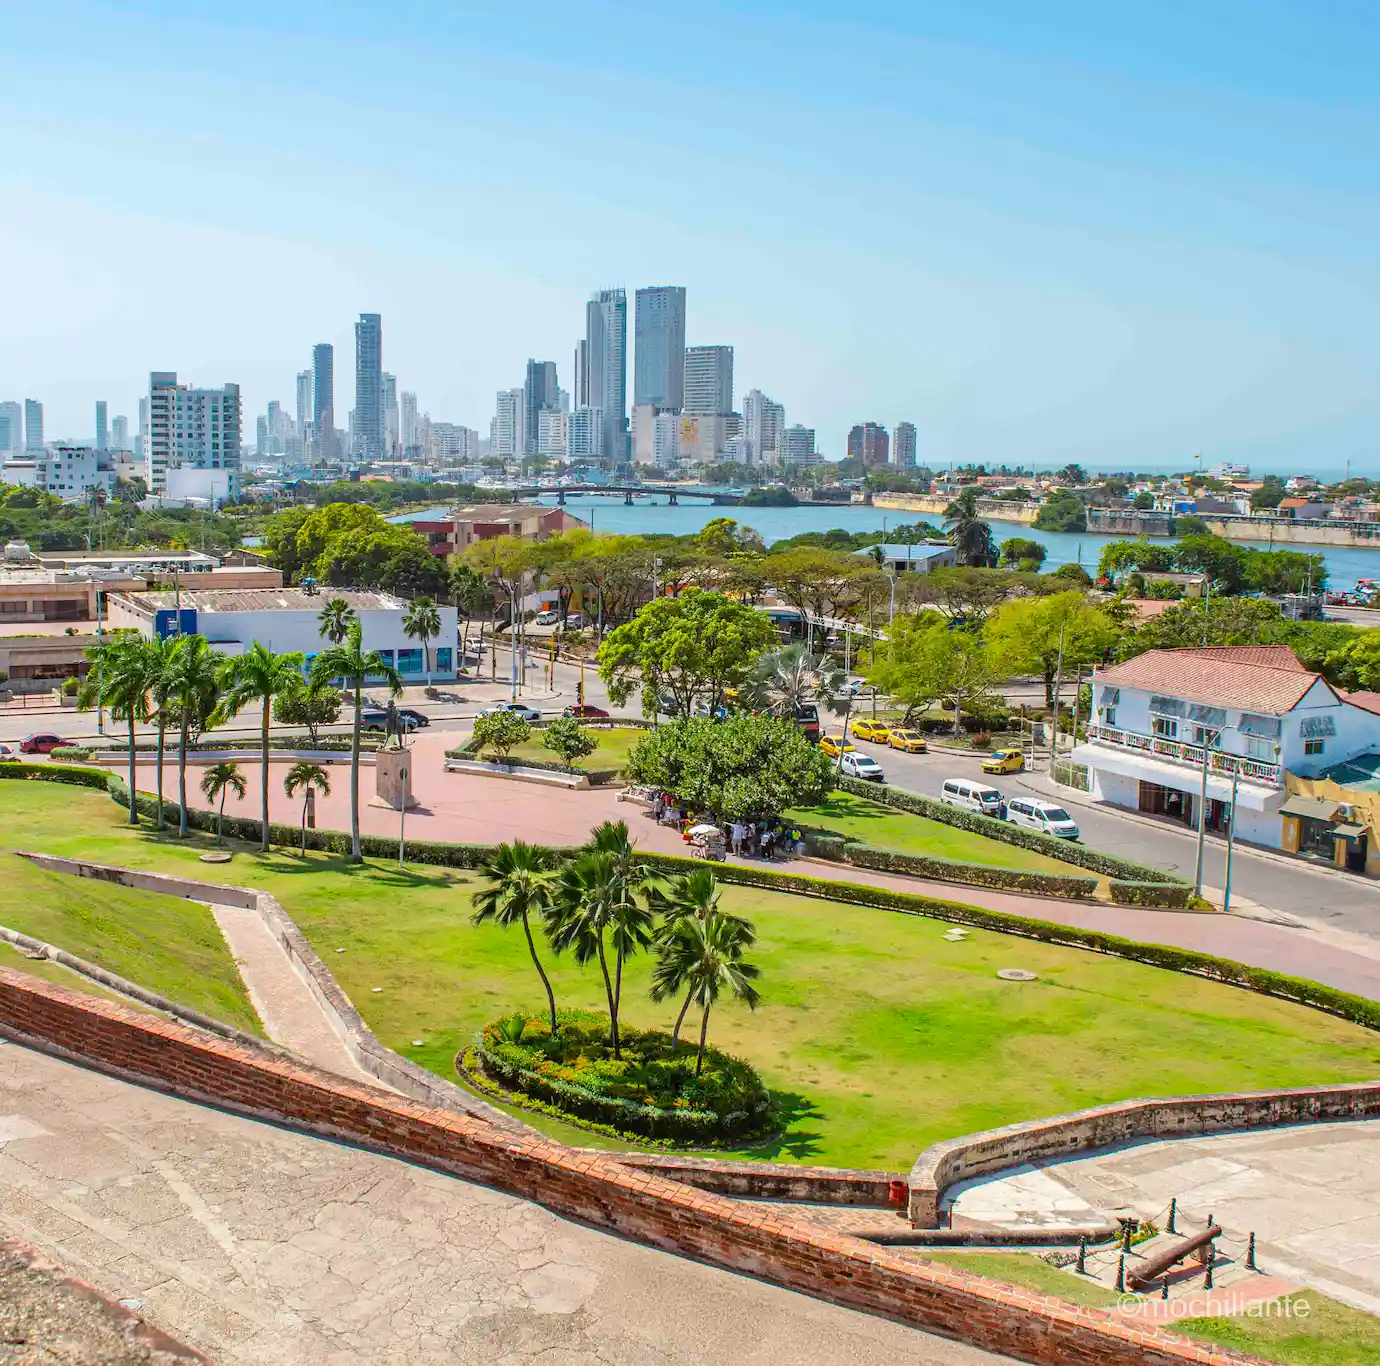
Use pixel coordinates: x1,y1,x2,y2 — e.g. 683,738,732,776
24,400,44,452
847,421,889,466
634,286,686,410
145,372,242,497
95,401,108,451
583,288,627,461
683,346,734,416
110,415,130,451
295,370,312,439
742,389,785,464
493,388,524,459
567,406,605,460
312,344,335,460
780,425,819,466
0,402,21,456
523,359,559,457
354,313,384,461
400,391,419,453
893,421,917,468
381,372,399,458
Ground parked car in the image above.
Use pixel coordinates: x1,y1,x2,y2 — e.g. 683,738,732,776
887,728,927,753
981,748,1025,775
360,708,419,734
938,778,1004,818
563,704,610,719
1006,798,1080,840
396,708,430,729
562,613,584,628
793,702,821,742
19,733,64,755
839,751,885,782
818,734,855,759
0,743,16,760
534,609,562,626
850,719,891,743
477,700,542,722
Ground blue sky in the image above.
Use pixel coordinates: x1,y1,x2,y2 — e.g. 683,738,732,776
2,0,1377,472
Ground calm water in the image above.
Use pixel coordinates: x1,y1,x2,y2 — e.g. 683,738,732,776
392,494,1377,589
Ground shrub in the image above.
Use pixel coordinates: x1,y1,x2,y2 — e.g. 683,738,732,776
59,677,80,696
0,762,111,790
969,732,992,750
474,1010,773,1143
49,746,93,762
540,716,598,767
471,710,532,758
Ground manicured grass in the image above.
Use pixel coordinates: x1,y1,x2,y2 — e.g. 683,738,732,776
1178,1292,1380,1365
3,782,1379,1170
787,788,1072,875
915,1250,1122,1309
0,853,260,1034
0,939,138,1009
506,726,644,774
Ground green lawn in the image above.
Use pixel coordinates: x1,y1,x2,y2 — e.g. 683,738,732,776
506,725,645,775
3,781,1379,1170
0,938,140,1009
788,789,1073,875
0,853,260,1033
915,1250,1122,1309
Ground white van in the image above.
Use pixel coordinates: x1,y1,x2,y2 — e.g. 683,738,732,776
939,779,1004,818
1006,798,1080,840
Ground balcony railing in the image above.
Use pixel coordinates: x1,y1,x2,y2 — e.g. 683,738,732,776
1088,724,1281,786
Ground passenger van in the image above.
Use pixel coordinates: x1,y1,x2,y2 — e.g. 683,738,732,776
1006,798,1080,840
939,778,1004,818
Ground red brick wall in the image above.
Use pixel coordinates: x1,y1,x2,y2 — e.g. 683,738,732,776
0,968,1259,1366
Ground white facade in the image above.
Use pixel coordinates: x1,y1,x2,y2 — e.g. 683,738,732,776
145,372,242,497
431,423,478,461
743,389,784,464
159,466,239,508
492,388,523,459
0,402,21,456
583,288,627,461
567,406,605,459
23,400,44,452
780,424,819,466
400,391,419,452
652,411,681,468
683,345,733,416
3,445,115,502
537,409,569,458
893,421,917,468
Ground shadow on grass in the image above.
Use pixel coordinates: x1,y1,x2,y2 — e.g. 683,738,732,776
742,1090,826,1162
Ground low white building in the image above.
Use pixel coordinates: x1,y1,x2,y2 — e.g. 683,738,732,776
1,445,116,502
1072,646,1380,849
106,587,459,682
854,543,957,575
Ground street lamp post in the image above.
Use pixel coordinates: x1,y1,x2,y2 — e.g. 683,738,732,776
1192,727,1221,898
1221,761,1240,913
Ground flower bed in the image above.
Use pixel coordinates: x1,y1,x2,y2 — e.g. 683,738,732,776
474,1010,774,1144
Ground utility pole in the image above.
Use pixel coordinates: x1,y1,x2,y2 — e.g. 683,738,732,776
1048,622,1066,772
1222,760,1239,913
1193,727,1218,898
95,588,105,736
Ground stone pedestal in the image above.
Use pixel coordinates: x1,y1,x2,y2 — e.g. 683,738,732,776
372,746,418,810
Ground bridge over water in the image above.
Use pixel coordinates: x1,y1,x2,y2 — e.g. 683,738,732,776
512,483,744,506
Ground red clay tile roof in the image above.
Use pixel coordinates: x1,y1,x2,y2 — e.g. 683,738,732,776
1095,646,1329,714
1345,691,1380,717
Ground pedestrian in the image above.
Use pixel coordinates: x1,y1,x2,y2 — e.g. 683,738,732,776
730,820,746,856
653,792,665,823
761,827,775,860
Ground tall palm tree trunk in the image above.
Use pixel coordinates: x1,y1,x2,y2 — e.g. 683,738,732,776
301,797,309,854
595,936,620,1057
178,712,191,836
349,676,362,860
672,985,695,1048
217,791,226,845
695,1002,712,1076
424,634,431,686
155,716,167,829
522,912,558,1034
125,714,138,825
259,699,271,852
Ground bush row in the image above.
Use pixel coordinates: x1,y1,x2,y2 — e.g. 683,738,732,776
838,776,1186,889
0,762,112,790
1108,880,1193,908
103,734,382,753
804,837,1099,900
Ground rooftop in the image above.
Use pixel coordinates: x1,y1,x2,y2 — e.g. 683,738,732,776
1095,645,1328,714
1345,691,1380,718
1319,751,1380,794
443,503,548,522
123,587,402,613
855,543,954,559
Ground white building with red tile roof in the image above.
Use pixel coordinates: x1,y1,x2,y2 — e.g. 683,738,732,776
1072,646,1380,849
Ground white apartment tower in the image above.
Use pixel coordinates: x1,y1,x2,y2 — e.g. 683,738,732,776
780,425,819,467
0,402,20,456
23,400,44,452
144,372,242,497
893,421,917,468
743,389,784,464
581,289,627,460
683,346,734,416
492,388,524,459
400,391,419,453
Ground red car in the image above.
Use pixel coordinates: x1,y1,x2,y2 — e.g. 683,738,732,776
563,704,610,719
20,733,64,755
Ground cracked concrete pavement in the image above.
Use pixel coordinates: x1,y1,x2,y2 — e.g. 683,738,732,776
0,1042,1004,1366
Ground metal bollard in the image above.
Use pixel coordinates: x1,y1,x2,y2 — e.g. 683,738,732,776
1246,1232,1257,1272
1167,1198,1177,1235
1076,1237,1087,1275
1204,1245,1215,1291
1115,1256,1126,1293
1161,1278,1170,1301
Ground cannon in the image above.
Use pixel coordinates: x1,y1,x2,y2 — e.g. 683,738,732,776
1127,1225,1222,1291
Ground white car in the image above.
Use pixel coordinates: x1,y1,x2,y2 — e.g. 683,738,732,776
839,751,885,782
476,701,542,722
534,609,562,626
1005,797,1080,840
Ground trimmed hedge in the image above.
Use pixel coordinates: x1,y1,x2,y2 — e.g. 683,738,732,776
50,746,94,762
104,734,383,754
839,776,1187,888
1109,880,1193,909
0,761,112,790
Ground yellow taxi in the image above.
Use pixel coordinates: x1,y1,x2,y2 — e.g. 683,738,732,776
887,728,928,753
818,734,856,759
850,719,891,744
981,747,1025,775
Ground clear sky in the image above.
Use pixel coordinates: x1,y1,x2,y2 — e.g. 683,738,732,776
2,0,1377,473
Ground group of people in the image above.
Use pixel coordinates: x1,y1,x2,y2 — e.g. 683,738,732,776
650,792,802,861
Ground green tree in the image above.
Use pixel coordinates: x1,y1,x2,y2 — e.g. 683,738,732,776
1114,596,1289,660
311,623,403,860
1131,491,1155,510
761,545,867,637
1097,538,1176,584
403,595,442,684
318,598,357,645
1250,476,1287,511
450,563,493,655
541,716,598,767
472,710,532,758
144,634,181,830
868,618,1004,734
219,642,308,853
272,674,342,745
987,592,1120,706
998,537,1047,570
943,489,999,567
472,841,559,1034
739,643,845,721
624,714,835,821
283,761,331,854
199,761,246,846
1051,562,1093,587
651,911,761,1074
586,820,656,1040
1033,490,1087,533
1172,534,1248,592
165,635,225,837
78,635,153,825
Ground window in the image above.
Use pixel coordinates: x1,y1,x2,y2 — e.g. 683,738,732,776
1103,707,1117,728
1152,716,1177,739
1304,739,1326,756
1245,736,1276,761
397,648,423,674
434,647,452,674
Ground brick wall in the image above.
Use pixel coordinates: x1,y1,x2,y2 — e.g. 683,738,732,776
0,968,1262,1366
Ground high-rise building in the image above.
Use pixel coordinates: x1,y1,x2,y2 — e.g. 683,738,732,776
567,406,606,460
893,421,917,468
110,415,130,452
400,391,419,453
634,286,686,411
256,414,269,457
523,359,559,457
653,411,681,467
0,402,21,456
95,401,108,451
781,425,819,467
312,344,335,460
493,388,524,459
23,400,44,452
742,389,785,464
582,288,627,461
137,397,149,450
295,370,312,439
381,372,399,458
354,313,383,461
145,371,242,498
847,421,890,466
537,410,568,458
572,339,589,410
683,346,733,416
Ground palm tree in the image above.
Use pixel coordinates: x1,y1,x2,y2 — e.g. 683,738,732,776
283,762,330,854
451,564,492,668
78,635,153,825
318,598,357,645
549,849,625,1056
585,821,655,1033
310,622,403,861
218,642,307,853
145,634,180,830
740,643,846,722
647,868,755,1046
472,841,559,1034
199,761,246,846
164,634,224,837
651,911,761,1074
403,595,442,685
944,488,998,568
